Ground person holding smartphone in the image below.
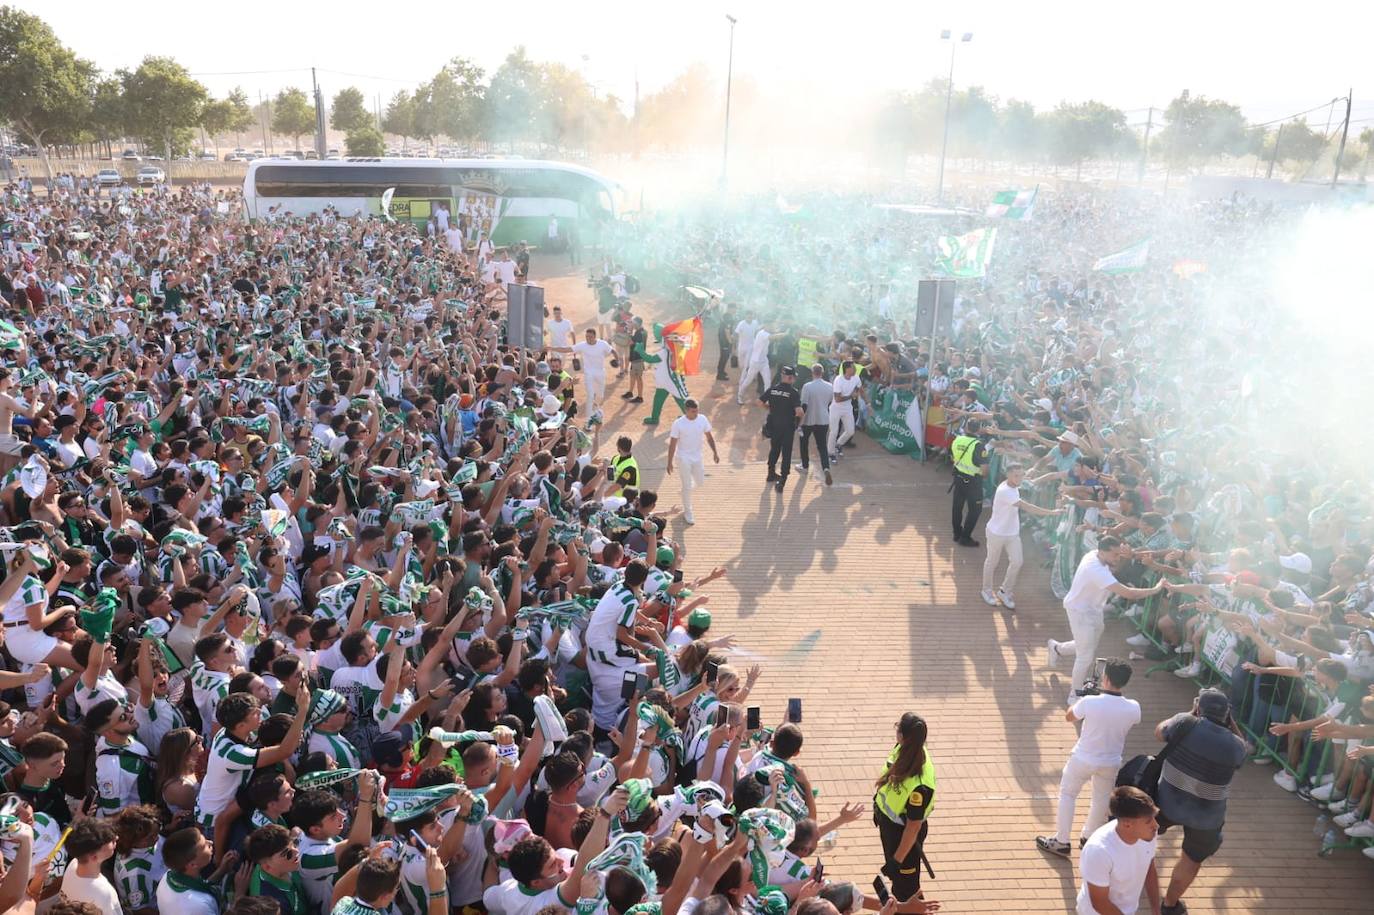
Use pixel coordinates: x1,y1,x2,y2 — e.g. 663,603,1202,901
872,712,936,907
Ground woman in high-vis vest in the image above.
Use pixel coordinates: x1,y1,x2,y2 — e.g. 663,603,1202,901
873,712,936,904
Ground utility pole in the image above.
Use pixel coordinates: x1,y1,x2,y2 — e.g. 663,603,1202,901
1137,106,1153,185
935,31,972,205
311,67,327,157
1332,89,1353,187
259,90,271,154
1266,122,1283,179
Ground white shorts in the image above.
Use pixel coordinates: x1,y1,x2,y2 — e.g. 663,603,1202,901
5,625,58,665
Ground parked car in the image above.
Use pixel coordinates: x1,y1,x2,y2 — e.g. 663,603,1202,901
136,166,165,186
120,149,140,161
96,168,122,187
198,151,217,161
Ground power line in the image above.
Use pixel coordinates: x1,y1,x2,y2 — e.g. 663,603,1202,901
317,68,429,85
189,68,311,77
1248,98,1346,131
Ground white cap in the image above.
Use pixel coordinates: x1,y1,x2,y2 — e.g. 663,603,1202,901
1058,430,1080,446
541,394,561,415
1278,552,1313,575
589,537,610,555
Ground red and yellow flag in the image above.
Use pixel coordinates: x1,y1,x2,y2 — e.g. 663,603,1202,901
661,316,704,375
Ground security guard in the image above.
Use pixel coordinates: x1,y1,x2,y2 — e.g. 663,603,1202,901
761,365,803,493
949,421,989,547
873,712,936,904
610,435,639,492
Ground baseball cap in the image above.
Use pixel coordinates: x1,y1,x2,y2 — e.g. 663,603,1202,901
656,546,675,567
687,608,712,630
780,365,796,376
372,731,406,768
1058,430,1080,445
1278,552,1313,575
1196,688,1230,724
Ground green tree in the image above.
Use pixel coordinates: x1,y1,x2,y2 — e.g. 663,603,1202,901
199,97,233,152
948,85,1000,161
330,86,370,134
539,62,603,151
382,90,415,148
636,64,717,152
345,125,385,157
121,55,209,159
0,6,96,177
1263,119,1328,171
1155,90,1249,173
89,76,126,158
998,99,1043,163
415,58,484,142
1358,127,1374,180
223,87,256,146
1046,100,1130,179
483,47,548,149
271,87,315,151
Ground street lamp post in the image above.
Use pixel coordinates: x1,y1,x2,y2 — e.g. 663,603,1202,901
721,14,737,190
935,30,972,205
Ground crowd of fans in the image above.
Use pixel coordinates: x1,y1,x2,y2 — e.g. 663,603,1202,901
0,168,1370,915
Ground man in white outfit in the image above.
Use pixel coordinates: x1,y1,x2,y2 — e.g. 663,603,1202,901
555,328,614,419
734,313,759,379
666,399,719,526
736,326,772,404
981,464,1063,609
1047,535,1163,703
827,361,863,460
1036,658,1142,858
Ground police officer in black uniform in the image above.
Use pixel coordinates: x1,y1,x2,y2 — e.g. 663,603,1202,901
950,419,991,547
761,365,803,493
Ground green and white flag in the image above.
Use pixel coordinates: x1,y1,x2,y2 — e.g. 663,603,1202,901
935,227,998,278
985,186,1037,220
1093,239,1151,275
384,785,462,822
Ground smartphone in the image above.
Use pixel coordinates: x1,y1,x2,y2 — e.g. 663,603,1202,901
620,670,639,701
813,859,824,882
872,877,890,905
636,672,652,694
787,698,802,724
746,706,761,732
706,659,721,685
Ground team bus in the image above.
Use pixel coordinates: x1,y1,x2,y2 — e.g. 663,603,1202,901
242,157,620,246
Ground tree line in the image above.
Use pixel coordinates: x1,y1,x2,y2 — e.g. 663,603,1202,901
1,5,1369,181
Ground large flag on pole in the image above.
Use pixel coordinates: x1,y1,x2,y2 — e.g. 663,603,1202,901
661,315,705,375
985,186,1037,220
935,227,998,278
1093,239,1151,274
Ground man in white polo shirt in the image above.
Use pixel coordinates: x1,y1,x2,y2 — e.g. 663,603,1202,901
981,464,1063,609
1037,657,1141,858
667,399,719,527
1047,535,1163,702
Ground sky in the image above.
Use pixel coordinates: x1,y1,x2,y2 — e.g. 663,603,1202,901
20,0,1374,131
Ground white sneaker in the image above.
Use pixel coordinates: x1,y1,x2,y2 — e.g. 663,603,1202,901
1273,770,1299,792
1343,820,1374,838
1047,639,1061,667
997,589,1016,609
684,514,696,526
1124,606,1143,621
1125,634,1151,648
981,589,999,606
1329,799,1352,813
1251,754,1273,765
1363,846,1374,860
1174,662,1202,678
1311,783,1341,801
1177,643,1194,654
1334,810,1363,828
1319,773,1336,787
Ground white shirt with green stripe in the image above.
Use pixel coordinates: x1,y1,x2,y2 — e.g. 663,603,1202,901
2,574,47,625
299,834,343,913
196,729,260,822
309,730,363,769
375,687,416,735
115,837,166,911
94,735,153,816
189,662,232,737
134,694,186,749
74,671,129,716
382,840,429,915
585,584,641,666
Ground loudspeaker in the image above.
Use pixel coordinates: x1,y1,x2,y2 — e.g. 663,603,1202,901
915,279,956,337
506,284,545,351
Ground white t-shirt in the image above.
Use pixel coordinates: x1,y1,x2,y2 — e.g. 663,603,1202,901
548,318,575,349
985,481,1025,538
572,339,614,375
483,877,574,915
749,329,771,364
1064,551,1119,616
61,869,124,915
1070,693,1142,767
496,260,517,285
670,414,712,463
832,374,861,401
1076,820,1157,915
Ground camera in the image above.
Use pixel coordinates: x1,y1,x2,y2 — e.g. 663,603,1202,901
1075,658,1108,697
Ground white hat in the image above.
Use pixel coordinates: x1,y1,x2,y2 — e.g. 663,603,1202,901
589,537,610,555
1278,552,1313,575
1034,397,1054,412
1058,430,1080,446
540,394,561,416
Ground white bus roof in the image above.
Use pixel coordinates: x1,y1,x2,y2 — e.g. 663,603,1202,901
244,156,621,195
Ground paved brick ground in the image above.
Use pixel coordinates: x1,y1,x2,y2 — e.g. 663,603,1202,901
532,256,1374,912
